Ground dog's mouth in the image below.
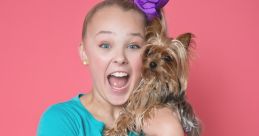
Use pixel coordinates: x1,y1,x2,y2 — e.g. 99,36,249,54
107,72,130,89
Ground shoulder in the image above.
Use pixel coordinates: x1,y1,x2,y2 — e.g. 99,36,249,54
40,102,75,120
37,102,80,136
143,107,184,136
40,100,81,121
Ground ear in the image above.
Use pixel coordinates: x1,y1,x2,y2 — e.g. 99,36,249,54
150,18,163,34
78,42,88,64
176,33,193,49
145,18,166,39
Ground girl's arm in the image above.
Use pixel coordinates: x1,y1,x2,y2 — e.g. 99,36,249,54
143,107,184,136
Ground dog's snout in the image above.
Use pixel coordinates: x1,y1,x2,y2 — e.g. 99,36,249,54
149,61,157,69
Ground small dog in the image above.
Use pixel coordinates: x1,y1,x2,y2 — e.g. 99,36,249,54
104,19,201,136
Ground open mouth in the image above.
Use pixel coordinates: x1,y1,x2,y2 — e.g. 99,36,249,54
107,72,130,90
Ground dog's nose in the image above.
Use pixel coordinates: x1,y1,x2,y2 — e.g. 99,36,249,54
149,61,157,69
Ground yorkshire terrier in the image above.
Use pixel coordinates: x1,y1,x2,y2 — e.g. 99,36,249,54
104,19,201,136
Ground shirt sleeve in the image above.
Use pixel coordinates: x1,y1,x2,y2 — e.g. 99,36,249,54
37,104,78,136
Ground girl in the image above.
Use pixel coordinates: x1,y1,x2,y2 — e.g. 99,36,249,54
37,0,184,135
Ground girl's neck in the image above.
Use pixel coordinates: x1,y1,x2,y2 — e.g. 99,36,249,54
80,89,122,127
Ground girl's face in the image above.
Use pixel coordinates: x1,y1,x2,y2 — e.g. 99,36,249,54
83,6,145,105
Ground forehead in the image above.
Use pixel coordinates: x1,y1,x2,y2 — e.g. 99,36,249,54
87,5,145,37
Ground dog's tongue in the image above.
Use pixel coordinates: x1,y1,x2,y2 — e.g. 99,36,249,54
108,76,128,88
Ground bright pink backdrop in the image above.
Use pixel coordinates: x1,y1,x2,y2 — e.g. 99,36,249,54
0,0,258,135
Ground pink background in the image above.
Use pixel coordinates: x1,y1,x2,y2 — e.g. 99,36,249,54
0,0,258,135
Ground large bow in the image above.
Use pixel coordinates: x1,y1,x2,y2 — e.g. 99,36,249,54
134,0,169,21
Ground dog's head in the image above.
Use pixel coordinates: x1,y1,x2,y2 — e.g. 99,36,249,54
142,19,192,95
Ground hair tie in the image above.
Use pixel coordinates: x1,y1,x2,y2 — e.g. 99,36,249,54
134,0,169,21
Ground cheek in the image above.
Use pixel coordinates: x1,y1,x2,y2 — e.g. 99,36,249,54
89,56,110,76
86,44,110,66
88,58,104,83
130,53,143,74
87,49,111,79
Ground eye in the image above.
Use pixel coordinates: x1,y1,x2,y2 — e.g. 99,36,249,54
99,43,111,49
162,55,172,62
128,43,140,49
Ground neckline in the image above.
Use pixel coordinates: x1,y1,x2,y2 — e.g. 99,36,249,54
73,94,105,126
73,94,140,135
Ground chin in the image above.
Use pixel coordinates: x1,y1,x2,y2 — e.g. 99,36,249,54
107,94,129,106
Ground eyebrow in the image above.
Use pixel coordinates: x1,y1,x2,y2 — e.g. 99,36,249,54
128,32,144,39
95,30,114,36
95,30,144,39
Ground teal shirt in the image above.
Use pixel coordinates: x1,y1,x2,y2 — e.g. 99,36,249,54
37,94,140,136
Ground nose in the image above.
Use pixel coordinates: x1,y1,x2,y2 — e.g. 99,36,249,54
149,61,157,69
113,51,128,65
114,57,128,64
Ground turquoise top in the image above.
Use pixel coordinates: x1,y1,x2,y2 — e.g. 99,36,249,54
37,94,140,136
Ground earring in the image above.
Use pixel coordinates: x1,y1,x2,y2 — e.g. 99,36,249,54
83,58,88,65
80,44,89,65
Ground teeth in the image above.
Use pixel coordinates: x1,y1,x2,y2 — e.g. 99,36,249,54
111,72,128,77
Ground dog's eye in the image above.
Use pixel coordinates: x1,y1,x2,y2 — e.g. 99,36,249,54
162,55,172,62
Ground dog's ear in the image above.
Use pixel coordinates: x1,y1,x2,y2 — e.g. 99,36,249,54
150,18,162,33
176,33,193,49
145,18,167,39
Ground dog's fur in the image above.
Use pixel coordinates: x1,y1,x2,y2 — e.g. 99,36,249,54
104,19,201,136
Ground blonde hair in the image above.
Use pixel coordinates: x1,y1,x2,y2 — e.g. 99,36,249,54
81,0,148,40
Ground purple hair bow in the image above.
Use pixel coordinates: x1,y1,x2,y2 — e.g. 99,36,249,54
134,0,169,21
